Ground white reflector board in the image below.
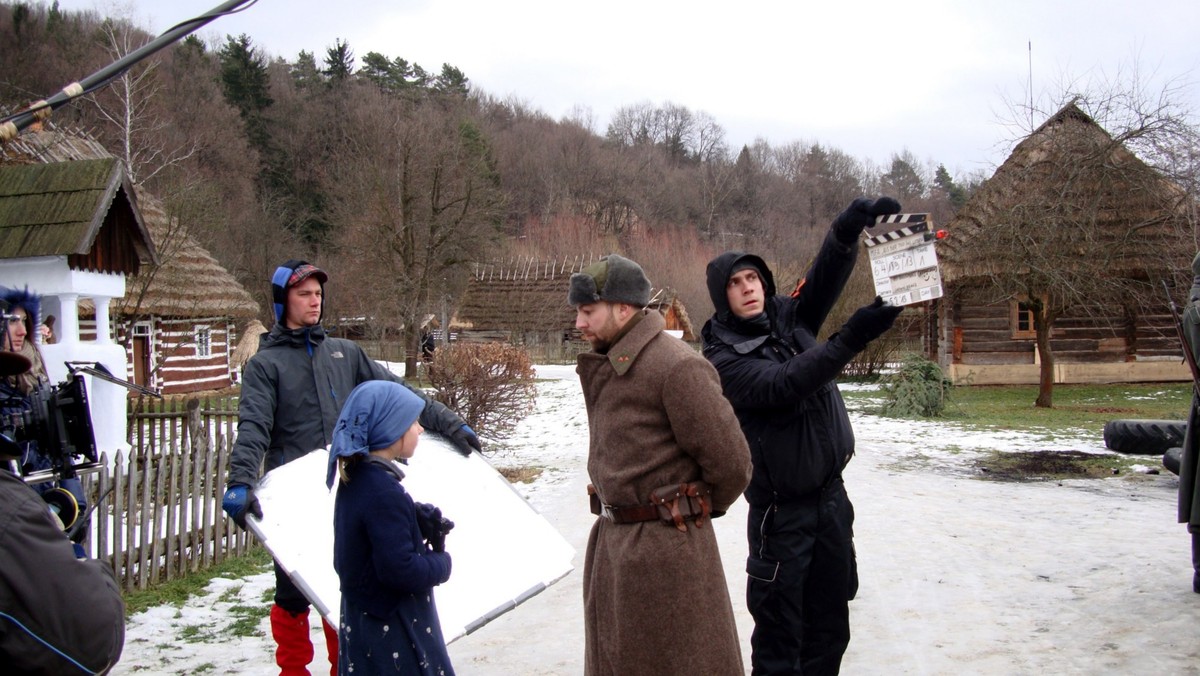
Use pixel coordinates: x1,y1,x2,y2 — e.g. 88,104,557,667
248,437,575,642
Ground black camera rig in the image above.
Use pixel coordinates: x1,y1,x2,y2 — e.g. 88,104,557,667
1,370,98,484
1,366,99,538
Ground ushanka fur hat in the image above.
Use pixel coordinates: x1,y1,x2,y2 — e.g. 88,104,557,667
568,254,652,308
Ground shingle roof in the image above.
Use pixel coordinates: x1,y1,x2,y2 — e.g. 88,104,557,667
0,157,154,265
2,128,259,320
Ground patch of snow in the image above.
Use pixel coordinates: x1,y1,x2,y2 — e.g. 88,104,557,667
111,371,1200,675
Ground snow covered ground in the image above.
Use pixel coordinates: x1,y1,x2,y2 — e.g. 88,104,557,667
112,365,1200,675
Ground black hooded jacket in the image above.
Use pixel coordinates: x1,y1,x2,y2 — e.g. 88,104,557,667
701,229,864,506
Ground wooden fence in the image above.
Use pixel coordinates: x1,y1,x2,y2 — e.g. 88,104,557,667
69,396,256,590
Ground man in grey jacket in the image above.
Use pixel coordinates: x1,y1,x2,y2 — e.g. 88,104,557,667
222,259,480,676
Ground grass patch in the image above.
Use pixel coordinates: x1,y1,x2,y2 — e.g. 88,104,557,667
499,465,544,483
974,450,1143,482
122,547,273,617
179,623,210,643
841,381,1191,432
226,603,270,637
840,380,1191,481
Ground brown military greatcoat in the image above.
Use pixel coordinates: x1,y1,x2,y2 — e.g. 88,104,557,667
577,309,752,676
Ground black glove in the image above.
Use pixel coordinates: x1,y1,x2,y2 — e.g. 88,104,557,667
833,196,902,244
415,502,455,552
840,296,903,351
221,484,262,530
449,424,481,456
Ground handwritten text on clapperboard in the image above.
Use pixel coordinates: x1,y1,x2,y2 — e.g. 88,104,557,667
863,213,945,307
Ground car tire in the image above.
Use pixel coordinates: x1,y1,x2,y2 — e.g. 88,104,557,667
1163,447,1183,476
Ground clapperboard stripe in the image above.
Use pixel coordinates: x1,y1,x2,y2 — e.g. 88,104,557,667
876,213,927,225
863,213,930,248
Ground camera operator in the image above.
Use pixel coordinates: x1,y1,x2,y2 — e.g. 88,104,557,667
0,435,125,674
1,287,89,534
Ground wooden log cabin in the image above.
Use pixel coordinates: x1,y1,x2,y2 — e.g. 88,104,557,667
933,103,1196,385
452,256,697,360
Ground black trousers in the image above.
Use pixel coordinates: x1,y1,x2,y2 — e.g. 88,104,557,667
1192,531,1199,593
746,479,857,676
273,559,312,613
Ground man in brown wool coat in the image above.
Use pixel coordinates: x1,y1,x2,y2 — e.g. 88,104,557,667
570,253,753,675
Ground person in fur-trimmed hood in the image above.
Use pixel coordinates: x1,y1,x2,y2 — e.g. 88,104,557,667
0,286,90,537
570,254,752,676
702,198,904,675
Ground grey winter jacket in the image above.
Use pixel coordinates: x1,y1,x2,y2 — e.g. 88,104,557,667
0,470,125,675
228,323,464,488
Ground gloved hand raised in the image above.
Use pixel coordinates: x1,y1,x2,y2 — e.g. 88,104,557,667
833,196,902,245
221,484,262,529
840,296,903,351
415,502,455,552
449,424,482,457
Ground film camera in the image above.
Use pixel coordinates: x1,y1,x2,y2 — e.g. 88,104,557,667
1,358,99,535
1,373,98,476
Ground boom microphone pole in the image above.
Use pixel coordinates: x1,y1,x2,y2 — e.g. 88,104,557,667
0,0,259,142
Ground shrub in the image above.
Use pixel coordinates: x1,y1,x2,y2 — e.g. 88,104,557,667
880,353,953,417
427,342,537,442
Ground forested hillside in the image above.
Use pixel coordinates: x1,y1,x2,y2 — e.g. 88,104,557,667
0,1,980,352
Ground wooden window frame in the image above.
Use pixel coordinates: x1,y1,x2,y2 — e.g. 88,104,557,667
1010,296,1041,339
194,325,212,358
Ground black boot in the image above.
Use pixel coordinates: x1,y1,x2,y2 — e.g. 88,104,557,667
1192,531,1200,594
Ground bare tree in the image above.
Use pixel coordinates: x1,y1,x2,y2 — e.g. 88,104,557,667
86,18,197,186
326,90,504,376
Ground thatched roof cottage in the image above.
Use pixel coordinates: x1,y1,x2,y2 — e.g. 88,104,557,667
934,102,1196,385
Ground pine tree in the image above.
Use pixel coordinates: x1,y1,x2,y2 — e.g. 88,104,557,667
217,34,273,152
322,39,354,83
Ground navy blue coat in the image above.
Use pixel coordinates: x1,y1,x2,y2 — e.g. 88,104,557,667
333,457,453,675
702,229,864,506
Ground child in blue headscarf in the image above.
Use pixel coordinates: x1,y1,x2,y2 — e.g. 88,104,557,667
327,380,455,675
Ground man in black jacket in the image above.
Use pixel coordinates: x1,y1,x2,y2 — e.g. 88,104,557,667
702,197,903,675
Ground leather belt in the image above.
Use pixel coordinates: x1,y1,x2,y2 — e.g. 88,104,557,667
587,483,711,530
588,484,662,523
601,502,662,524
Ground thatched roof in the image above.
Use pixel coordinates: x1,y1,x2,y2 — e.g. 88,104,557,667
0,157,156,273
2,128,259,321
453,257,591,335
452,256,695,339
231,319,267,368
110,194,260,320
938,102,1194,283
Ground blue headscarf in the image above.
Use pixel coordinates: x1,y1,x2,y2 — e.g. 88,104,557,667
326,381,424,488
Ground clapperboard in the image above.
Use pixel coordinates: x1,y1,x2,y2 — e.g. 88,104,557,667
863,213,944,306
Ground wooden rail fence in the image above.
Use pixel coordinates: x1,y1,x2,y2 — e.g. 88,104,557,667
69,396,256,590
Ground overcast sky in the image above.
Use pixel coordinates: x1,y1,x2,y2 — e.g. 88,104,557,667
48,0,1200,179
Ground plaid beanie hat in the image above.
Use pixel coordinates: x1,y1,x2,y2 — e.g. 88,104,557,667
271,259,329,325
568,254,651,308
